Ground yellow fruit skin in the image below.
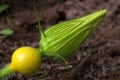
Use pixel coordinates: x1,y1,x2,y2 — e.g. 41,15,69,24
10,46,41,74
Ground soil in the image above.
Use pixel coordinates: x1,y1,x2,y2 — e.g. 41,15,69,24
0,0,120,80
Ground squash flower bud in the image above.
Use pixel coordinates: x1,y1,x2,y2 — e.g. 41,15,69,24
39,10,107,61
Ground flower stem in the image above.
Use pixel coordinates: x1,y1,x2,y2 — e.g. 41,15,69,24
0,64,14,80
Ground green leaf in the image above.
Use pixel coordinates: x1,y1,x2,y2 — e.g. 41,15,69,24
0,4,9,13
0,29,14,36
39,10,107,60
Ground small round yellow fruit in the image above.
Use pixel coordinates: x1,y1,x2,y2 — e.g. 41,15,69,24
10,46,41,74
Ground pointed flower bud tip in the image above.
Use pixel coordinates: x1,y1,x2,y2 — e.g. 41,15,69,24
39,10,107,60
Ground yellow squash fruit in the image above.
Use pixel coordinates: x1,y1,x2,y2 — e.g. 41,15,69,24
10,46,41,74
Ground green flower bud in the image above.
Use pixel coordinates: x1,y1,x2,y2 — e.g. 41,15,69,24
39,10,107,61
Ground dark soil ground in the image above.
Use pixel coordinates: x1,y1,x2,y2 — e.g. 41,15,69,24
0,0,120,80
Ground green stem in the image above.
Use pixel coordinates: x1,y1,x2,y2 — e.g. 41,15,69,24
34,6,46,38
57,55,68,64
0,64,14,80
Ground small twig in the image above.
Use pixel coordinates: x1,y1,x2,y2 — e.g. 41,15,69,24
65,52,96,80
